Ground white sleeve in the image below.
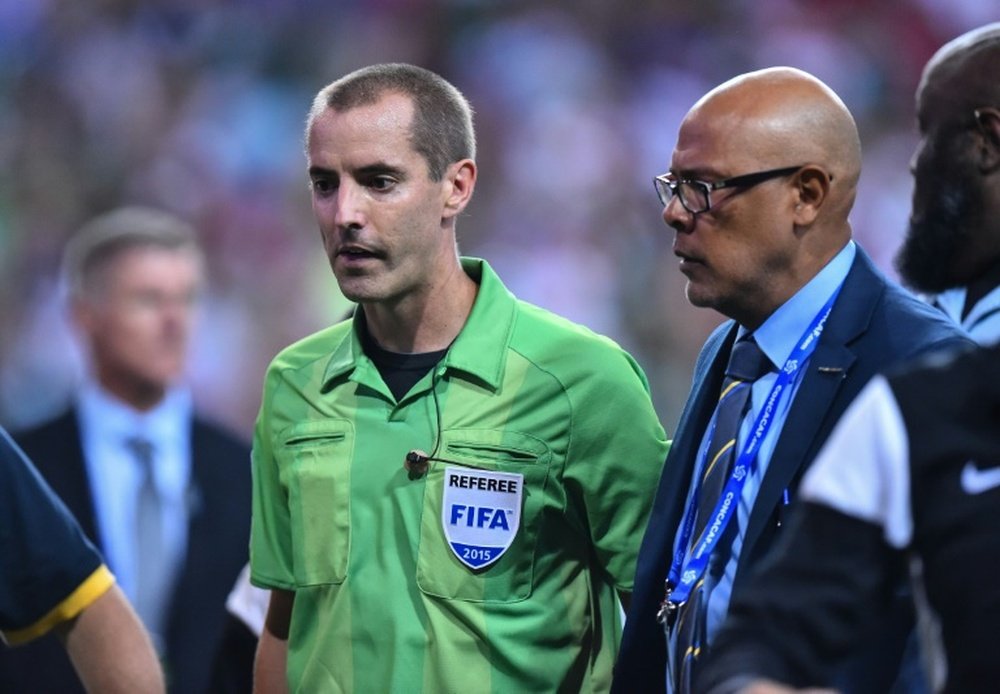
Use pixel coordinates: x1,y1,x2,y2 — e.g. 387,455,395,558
800,376,912,548
225,563,270,636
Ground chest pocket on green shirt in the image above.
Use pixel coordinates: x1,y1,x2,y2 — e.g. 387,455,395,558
416,429,551,603
279,420,354,586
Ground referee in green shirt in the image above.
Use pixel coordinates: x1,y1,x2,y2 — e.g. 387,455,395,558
250,63,670,693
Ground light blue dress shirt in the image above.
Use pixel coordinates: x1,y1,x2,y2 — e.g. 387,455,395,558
669,240,857,647
76,382,193,626
931,284,1000,346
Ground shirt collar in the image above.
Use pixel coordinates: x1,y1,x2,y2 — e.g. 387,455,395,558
321,258,516,393
934,284,1000,327
78,380,192,447
743,240,856,368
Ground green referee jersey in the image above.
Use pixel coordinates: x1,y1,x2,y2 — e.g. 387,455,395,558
251,258,669,692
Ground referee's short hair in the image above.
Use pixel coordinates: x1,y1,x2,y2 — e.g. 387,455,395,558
63,206,201,300
307,63,475,182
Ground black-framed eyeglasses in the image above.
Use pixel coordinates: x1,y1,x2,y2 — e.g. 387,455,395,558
653,165,804,214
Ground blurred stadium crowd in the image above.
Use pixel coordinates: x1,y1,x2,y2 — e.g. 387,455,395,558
0,0,992,437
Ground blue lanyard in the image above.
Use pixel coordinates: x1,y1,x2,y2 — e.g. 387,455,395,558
665,285,842,607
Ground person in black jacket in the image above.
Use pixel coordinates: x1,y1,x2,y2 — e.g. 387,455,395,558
1,426,165,693
700,342,1000,694
3,207,250,694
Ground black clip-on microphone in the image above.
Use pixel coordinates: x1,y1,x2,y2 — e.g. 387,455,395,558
405,449,431,480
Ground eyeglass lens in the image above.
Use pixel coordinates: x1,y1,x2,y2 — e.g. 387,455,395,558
656,178,709,213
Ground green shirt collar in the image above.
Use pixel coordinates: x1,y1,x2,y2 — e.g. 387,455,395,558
321,258,516,393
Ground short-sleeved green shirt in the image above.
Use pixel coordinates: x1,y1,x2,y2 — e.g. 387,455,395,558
251,258,669,692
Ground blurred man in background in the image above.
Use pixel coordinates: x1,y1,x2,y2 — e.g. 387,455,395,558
895,22,1000,345
615,67,971,694
2,207,251,693
1,426,165,693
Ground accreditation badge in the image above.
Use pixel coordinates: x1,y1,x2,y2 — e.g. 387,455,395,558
442,466,523,570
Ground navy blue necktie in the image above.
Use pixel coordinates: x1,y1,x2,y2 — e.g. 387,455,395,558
673,336,772,693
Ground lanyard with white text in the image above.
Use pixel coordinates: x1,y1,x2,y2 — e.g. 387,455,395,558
661,285,843,615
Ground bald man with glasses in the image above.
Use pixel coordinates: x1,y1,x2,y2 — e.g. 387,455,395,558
614,67,972,694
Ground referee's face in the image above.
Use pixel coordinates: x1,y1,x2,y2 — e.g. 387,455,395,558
306,92,473,308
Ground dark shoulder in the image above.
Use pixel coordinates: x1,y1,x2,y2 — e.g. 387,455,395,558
845,247,966,349
874,279,974,354
841,248,969,350
192,415,251,459
890,342,998,401
11,409,80,463
13,408,77,441
190,415,252,505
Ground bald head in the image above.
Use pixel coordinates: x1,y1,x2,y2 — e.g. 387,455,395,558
686,67,861,200
665,68,862,326
898,23,1000,297
920,23,1000,117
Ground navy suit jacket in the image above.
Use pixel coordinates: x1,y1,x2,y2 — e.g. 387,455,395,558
0,408,251,694
614,248,973,693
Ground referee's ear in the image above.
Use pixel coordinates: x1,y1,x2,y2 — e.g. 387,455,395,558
441,158,477,222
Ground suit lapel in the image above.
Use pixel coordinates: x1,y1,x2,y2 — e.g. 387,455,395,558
169,417,205,598
742,340,854,557
164,418,206,656
646,323,737,576
52,410,102,544
740,252,882,571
